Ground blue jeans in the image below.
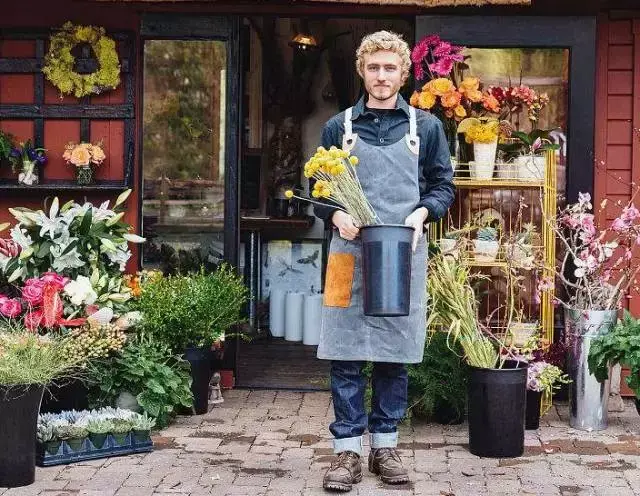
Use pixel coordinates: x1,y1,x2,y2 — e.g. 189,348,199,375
329,360,407,455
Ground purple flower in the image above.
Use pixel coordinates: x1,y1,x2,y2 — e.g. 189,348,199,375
9,148,20,159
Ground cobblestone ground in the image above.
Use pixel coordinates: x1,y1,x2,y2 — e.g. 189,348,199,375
6,390,640,495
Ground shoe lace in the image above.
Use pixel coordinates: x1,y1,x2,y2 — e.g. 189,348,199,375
376,447,401,463
331,451,358,470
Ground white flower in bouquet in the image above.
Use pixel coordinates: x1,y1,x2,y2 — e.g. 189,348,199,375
64,275,98,306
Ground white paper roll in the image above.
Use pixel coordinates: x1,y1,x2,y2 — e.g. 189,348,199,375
303,293,323,346
285,292,304,342
269,288,286,338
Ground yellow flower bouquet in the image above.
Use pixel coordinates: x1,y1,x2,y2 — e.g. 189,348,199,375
457,117,500,144
286,146,379,226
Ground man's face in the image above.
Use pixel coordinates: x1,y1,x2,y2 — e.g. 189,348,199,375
361,50,405,104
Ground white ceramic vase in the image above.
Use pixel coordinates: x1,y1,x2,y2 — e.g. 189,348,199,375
473,239,499,262
470,140,498,179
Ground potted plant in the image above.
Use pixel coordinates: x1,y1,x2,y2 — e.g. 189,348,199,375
57,423,88,452
588,311,640,415
110,418,132,446
0,131,15,167
0,326,80,487
525,360,570,430
8,140,47,186
458,117,502,179
508,130,559,181
428,255,527,458
87,418,112,449
473,226,499,262
538,192,640,430
132,412,156,443
137,266,247,414
63,141,106,186
87,337,193,428
505,223,539,269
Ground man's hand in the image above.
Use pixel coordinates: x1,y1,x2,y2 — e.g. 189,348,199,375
332,211,360,241
404,207,429,252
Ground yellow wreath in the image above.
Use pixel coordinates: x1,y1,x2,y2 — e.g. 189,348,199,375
42,22,121,98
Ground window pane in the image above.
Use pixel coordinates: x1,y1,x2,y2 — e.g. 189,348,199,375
142,40,227,272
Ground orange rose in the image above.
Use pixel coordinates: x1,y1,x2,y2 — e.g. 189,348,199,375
428,78,455,96
90,145,106,164
418,91,436,110
482,94,500,113
410,91,420,107
465,89,483,103
441,90,462,109
454,105,467,119
70,146,91,167
459,77,480,94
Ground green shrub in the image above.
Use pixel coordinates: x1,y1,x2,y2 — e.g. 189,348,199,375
137,265,248,352
88,337,193,428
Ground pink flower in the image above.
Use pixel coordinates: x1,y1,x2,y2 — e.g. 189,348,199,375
24,309,43,330
0,294,8,306
24,277,46,289
22,283,44,306
612,218,628,232
0,239,20,258
0,298,22,318
429,58,455,76
39,272,69,290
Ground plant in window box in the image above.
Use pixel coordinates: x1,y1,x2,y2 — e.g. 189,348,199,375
473,226,499,262
8,140,47,186
63,141,106,186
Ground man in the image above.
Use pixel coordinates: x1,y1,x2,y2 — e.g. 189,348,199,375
313,31,455,492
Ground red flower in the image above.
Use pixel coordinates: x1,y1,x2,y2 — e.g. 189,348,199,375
24,309,43,331
22,283,44,306
0,298,22,318
0,239,20,259
39,272,69,291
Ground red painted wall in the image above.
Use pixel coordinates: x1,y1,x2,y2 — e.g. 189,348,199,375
594,13,640,316
0,1,141,268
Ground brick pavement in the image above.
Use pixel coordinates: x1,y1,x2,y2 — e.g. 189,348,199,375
6,390,640,496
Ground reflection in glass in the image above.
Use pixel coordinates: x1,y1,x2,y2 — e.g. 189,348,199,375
142,40,227,273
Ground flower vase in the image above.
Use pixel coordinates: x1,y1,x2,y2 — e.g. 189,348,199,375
471,141,498,179
76,166,94,186
515,155,546,181
566,308,617,431
18,160,39,186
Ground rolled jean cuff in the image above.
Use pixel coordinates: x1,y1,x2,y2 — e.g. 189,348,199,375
333,435,363,456
370,431,398,449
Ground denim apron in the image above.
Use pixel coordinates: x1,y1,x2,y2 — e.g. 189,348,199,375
317,106,428,364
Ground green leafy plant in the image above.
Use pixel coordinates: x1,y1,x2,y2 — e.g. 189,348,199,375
87,337,193,428
588,311,640,394
137,265,248,351
132,412,156,431
407,331,468,422
55,424,88,440
86,418,113,435
0,131,15,164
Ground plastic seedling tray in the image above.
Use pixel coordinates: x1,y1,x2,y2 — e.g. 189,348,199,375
36,432,153,466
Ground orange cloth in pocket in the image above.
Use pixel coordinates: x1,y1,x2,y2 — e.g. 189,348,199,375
324,253,356,308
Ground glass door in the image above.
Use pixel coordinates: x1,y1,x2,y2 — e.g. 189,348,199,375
140,15,241,271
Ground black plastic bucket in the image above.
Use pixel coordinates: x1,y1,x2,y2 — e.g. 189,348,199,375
360,224,414,317
0,384,44,487
184,346,212,415
468,360,527,458
525,390,542,430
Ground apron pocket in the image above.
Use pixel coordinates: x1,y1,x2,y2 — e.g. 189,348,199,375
323,252,356,308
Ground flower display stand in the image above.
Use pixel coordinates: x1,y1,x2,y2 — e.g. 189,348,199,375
36,433,153,466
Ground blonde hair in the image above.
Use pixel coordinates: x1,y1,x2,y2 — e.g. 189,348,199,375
355,31,412,81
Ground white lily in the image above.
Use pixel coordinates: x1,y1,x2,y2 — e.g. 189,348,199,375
64,275,98,306
114,189,132,208
123,233,146,243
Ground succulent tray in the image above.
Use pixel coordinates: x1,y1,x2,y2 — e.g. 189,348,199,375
36,432,153,466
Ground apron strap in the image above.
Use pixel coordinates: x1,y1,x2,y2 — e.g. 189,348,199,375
405,106,420,155
342,107,358,153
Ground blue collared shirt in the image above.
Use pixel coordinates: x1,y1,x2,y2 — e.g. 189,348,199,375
313,94,455,224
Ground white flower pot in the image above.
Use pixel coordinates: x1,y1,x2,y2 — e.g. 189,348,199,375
496,161,517,179
508,322,539,347
471,141,497,179
473,239,499,262
515,155,546,181
505,242,534,269
439,238,459,259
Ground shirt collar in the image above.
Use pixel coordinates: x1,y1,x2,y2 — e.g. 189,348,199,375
351,94,411,120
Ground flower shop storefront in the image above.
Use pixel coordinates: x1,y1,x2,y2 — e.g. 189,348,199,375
2,0,639,396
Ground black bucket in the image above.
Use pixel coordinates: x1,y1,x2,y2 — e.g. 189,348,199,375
0,384,44,487
360,224,414,317
468,360,527,458
184,346,212,415
525,390,542,430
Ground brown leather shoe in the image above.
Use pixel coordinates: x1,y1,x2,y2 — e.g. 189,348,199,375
368,447,409,484
322,450,362,492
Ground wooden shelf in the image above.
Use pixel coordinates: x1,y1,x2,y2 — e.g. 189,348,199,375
0,179,130,193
